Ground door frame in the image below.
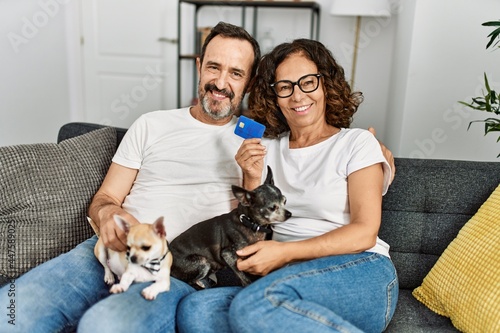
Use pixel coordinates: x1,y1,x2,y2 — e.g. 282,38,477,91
64,0,84,122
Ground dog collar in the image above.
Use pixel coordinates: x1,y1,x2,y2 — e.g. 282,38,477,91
141,241,170,275
239,214,272,234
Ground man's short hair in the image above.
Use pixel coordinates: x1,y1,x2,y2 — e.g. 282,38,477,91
199,21,261,80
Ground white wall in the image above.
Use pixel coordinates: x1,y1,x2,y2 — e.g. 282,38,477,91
1,0,499,162
385,0,416,156
0,0,72,145
320,0,397,140
389,0,500,161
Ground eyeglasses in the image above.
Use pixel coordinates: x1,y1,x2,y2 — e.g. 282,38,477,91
270,74,323,98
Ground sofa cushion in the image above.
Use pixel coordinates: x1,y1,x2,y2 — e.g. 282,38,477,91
57,122,127,146
385,290,457,333
412,184,500,332
0,127,116,285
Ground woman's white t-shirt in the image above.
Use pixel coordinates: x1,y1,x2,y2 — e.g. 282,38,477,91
263,128,392,257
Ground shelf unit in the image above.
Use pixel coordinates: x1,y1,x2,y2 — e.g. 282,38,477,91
176,0,321,107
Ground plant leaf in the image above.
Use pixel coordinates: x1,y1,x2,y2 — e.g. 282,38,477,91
483,117,500,124
471,97,486,106
485,27,500,49
484,73,491,92
482,21,500,27
483,20,500,49
491,90,497,104
468,118,500,133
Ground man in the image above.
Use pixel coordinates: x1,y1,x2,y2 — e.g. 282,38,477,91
0,22,394,333
0,22,260,333
88,22,260,254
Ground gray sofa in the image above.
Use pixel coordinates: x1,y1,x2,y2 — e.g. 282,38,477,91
2,122,500,332
380,158,499,332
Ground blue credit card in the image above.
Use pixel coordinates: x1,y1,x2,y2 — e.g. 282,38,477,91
234,115,266,139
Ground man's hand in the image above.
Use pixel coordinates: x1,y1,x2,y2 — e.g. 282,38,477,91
88,162,140,251
100,214,140,252
100,216,128,252
90,200,140,252
368,127,395,184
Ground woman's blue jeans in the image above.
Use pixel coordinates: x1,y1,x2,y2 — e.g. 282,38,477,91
177,252,398,333
0,235,195,333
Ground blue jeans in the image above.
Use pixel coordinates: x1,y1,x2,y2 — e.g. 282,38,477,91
177,252,398,333
0,236,195,333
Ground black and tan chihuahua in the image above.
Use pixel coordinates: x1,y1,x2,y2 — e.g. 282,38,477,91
170,166,291,289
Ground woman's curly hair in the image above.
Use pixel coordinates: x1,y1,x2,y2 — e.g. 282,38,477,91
247,39,363,138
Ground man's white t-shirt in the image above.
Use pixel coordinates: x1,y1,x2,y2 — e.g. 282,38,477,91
113,108,243,241
263,128,392,257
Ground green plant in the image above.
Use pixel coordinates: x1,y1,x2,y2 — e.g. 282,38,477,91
459,20,500,157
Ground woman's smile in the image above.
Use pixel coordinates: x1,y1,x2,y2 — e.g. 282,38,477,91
291,103,313,114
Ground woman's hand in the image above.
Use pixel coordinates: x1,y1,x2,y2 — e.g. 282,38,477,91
235,138,267,190
236,241,289,276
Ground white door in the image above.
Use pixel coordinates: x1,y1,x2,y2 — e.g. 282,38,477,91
80,0,177,128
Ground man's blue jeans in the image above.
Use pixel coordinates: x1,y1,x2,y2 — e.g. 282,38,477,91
177,252,398,333
0,235,195,333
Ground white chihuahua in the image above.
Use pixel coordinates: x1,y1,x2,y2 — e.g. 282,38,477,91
93,215,172,300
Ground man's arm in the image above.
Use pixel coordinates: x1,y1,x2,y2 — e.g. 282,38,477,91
88,162,140,251
368,127,395,184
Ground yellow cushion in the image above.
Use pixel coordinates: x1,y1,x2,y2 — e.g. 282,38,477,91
413,184,500,332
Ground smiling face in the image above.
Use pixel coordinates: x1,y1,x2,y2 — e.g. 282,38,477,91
194,35,255,124
275,52,326,133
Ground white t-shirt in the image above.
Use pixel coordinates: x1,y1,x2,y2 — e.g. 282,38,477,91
112,108,243,241
263,128,392,257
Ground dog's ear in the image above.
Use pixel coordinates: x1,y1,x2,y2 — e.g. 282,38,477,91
264,166,274,185
113,215,131,234
152,216,166,238
232,185,253,206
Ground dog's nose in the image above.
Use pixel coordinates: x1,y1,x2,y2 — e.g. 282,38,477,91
285,211,292,219
130,255,137,263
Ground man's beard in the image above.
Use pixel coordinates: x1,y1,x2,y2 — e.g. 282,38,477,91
199,83,243,120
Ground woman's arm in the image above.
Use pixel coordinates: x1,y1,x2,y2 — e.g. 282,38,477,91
236,163,384,276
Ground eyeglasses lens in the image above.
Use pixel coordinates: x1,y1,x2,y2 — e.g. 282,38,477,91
272,74,320,98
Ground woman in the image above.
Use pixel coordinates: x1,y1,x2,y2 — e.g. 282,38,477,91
177,39,398,333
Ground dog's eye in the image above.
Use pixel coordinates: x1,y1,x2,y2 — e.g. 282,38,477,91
141,245,151,251
126,246,131,251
